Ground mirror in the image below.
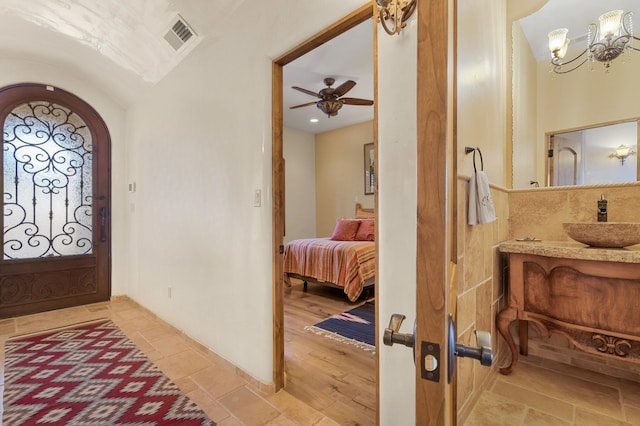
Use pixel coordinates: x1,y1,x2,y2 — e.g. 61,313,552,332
510,0,640,188
549,120,639,186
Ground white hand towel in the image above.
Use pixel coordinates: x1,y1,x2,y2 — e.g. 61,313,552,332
468,170,496,225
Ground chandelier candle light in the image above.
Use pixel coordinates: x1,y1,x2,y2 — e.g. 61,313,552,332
609,144,637,165
376,0,416,35
548,10,640,74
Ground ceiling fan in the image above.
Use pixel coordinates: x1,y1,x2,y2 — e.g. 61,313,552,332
290,77,373,118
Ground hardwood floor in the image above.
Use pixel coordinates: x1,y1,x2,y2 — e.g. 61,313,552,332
284,279,376,426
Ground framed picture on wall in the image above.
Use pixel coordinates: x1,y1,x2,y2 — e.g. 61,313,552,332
364,143,374,195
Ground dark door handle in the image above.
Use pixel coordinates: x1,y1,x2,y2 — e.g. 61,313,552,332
100,207,107,242
383,314,414,348
383,314,417,364
455,330,493,366
448,315,493,383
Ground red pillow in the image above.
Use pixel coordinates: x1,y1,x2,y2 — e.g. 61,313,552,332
330,219,360,241
355,219,375,241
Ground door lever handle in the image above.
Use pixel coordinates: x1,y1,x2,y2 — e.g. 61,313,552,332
383,313,415,348
99,207,107,242
454,330,493,367
448,315,493,383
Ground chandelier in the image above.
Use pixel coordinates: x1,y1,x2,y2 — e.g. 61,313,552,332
548,10,640,74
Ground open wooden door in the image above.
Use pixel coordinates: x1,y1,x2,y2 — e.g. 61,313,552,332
375,0,459,422
415,0,457,423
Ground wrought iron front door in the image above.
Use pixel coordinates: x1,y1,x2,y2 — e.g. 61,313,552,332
0,84,111,318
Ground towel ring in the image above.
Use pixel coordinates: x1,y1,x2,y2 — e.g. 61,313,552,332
465,146,483,172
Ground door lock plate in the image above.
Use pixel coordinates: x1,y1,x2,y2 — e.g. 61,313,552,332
420,341,440,382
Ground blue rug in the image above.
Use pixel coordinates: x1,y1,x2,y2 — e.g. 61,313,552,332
305,301,375,351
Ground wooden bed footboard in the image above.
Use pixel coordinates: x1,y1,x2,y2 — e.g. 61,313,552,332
284,272,375,300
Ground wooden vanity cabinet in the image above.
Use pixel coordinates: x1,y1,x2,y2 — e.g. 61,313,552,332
496,243,640,375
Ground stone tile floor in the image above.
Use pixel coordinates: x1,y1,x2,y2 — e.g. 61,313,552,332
464,354,640,425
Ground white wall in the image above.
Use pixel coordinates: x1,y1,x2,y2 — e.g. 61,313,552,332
0,56,130,297
283,126,316,243
123,0,367,385
511,21,539,188
458,0,508,187
537,51,640,134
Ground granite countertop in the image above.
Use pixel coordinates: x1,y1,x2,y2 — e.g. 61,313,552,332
499,240,640,264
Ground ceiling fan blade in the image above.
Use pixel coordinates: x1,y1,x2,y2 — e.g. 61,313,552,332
292,86,320,98
333,80,356,97
340,97,374,106
289,101,318,109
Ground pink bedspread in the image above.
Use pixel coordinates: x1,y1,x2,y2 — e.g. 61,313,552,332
283,238,375,301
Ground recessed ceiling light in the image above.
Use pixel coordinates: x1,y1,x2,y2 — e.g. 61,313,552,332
309,118,319,123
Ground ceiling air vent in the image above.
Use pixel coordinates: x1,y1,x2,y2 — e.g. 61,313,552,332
164,15,197,52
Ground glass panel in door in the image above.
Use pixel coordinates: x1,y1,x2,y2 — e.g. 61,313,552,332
3,101,93,259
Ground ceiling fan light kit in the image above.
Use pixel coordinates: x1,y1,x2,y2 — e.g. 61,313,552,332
318,99,343,117
290,77,373,118
376,0,417,36
548,10,640,74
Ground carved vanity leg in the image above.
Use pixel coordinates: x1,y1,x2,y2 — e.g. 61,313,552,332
519,320,528,356
496,306,518,375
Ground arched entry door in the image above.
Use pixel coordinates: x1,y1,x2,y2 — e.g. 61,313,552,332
0,83,111,318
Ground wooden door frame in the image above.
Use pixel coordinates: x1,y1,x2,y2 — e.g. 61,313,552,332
272,0,456,422
416,0,457,423
271,2,374,392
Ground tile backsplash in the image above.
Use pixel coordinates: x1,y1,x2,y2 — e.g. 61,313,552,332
509,182,640,243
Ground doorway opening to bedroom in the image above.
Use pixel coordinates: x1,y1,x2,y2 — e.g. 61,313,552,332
271,4,377,424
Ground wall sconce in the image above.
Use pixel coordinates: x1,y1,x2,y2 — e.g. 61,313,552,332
609,144,637,165
376,0,416,36
548,10,640,74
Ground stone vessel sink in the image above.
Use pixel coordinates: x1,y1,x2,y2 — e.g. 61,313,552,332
562,222,640,248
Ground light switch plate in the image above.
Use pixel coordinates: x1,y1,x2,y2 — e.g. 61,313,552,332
254,189,261,207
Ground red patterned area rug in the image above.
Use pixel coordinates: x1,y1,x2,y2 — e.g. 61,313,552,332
3,319,215,425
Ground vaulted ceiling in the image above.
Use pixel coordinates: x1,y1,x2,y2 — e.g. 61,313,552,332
0,0,374,133
0,0,244,105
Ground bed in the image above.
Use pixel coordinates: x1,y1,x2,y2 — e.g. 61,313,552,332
283,203,375,302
